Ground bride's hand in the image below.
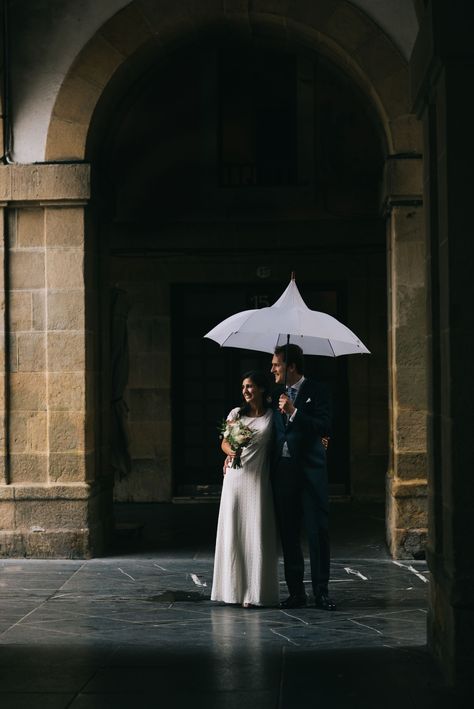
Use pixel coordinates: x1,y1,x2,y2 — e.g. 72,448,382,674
223,453,235,475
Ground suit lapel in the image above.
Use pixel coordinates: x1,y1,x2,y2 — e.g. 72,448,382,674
294,378,309,408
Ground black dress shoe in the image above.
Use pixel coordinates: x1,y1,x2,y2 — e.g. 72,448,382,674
279,594,307,609
314,593,336,611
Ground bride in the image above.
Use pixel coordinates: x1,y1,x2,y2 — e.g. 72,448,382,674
211,370,279,608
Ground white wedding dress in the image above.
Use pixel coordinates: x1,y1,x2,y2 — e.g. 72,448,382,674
211,407,279,607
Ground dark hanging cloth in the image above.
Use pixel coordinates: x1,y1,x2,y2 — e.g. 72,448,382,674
110,287,131,480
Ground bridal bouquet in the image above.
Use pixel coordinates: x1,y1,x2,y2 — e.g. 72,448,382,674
220,418,254,468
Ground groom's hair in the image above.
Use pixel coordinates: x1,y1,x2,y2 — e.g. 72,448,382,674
274,344,304,374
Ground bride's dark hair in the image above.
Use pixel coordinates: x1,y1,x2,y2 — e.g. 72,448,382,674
237,370,272,417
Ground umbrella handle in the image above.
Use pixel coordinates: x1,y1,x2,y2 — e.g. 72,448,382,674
284,333,290,388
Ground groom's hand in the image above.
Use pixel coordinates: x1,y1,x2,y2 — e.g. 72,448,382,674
279,393,295,415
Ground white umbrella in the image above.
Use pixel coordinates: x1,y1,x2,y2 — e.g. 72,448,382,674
204,277,370,357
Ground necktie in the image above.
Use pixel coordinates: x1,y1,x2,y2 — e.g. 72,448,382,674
287,386,297,402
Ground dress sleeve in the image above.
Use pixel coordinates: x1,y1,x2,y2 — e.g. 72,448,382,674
226,407,240,422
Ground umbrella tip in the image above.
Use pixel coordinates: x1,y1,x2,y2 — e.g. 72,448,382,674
291,271,296,281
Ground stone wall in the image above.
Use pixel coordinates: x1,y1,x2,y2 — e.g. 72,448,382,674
0,164,113,557
111,261,172,502
384,157,427,559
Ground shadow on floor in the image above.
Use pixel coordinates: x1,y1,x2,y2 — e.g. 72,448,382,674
2,501,468,708
0,644,468,709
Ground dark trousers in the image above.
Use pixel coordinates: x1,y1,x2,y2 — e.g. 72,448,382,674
272,456,330,598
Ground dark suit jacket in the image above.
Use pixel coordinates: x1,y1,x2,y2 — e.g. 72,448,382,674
271,378,332,477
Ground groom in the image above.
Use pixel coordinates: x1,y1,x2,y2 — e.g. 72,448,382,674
270,344,336,611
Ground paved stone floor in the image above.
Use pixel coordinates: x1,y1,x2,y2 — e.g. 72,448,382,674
0,503,468,708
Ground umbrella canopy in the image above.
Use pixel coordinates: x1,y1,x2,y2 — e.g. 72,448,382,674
204,278,370,357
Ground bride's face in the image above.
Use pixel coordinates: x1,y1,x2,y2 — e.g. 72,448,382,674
242,378,263,408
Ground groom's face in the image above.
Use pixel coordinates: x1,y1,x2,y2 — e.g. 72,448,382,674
271,354,286,384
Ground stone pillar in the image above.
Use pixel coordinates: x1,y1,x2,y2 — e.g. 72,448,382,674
383,154,428,559
410,0,474,688
0,164,112,557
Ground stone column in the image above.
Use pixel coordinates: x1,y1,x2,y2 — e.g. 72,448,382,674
410,1,474,688
383,154,428,559
0,164,112,557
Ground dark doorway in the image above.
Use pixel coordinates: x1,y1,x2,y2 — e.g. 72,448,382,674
171,281,350,497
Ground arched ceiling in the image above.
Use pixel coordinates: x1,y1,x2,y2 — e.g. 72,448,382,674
8,0,419,163
349,0,419,59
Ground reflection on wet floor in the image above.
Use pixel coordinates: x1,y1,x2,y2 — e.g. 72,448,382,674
0,503,467,708
147,590,209,603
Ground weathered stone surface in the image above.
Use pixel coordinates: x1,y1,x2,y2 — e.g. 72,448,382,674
32,291,46,331
49,412,86,453
0,483,113,556
45,118,89,162
395,366,427,408
46,249,84,290
395,325,426,367
48,453,88,483
48,372,86,411
384,158,423,201
73,33,124,90
10,412,48,454
395,494,427,529
45,207,84,247
14,499,88,530
53,75,101,126
0,164,90,202
47,333,86,372
389,114,423,154
391,205,424,243
9,251,45,290
9,413,27,453
47,290,85,330
9,291,33,331
17,208,44,247
7,333,17,372
4,483,92,500
27,412,48,453
10,372,47,411
390,527,427,559
395,285,426,329
392,480,427,498
0,500,14,527
17,333,46,372
0,530,91,558
395,451,427,480
9,453,48,483
395,244,426,288
394,408,426,451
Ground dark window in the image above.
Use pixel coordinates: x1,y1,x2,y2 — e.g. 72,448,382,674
219,48,297,187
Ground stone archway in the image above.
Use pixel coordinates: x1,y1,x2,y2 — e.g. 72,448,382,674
45,0,417,161
0,0,425,558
